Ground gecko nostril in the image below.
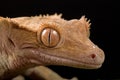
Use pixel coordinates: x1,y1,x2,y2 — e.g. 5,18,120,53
90,54,96,59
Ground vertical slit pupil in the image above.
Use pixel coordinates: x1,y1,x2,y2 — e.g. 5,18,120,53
48,29,51,46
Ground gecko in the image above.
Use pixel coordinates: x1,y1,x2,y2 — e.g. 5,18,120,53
0,14,105,80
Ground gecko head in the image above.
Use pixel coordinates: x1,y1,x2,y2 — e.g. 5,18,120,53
7,14,105,70
33,15,105,69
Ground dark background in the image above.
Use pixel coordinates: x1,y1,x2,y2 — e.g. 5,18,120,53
0,0,117,80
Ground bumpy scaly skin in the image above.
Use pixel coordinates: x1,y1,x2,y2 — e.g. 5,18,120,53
0,14,105,80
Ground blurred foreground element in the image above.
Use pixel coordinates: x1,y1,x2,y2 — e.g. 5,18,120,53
12,66,78,80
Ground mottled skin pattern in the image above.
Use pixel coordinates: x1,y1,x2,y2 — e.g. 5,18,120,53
0,14,105,80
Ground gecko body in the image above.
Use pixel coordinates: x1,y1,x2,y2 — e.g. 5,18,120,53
0,14,105,80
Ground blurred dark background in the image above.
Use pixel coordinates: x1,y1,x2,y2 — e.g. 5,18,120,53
0,0,116,80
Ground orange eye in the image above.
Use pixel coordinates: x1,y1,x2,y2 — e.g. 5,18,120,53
41,28,60,47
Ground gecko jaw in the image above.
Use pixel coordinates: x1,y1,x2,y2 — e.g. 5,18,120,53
34,51,103,69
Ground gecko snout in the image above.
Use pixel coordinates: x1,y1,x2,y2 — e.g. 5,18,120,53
88,46,105,66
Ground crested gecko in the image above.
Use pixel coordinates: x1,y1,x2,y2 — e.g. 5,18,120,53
0,14,105,80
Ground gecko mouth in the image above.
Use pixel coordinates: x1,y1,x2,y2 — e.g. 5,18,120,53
37,51,102,69
21,45,104,69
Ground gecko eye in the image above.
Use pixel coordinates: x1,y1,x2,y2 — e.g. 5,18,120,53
40,28,60,47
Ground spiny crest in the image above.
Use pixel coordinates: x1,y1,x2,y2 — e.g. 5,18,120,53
38,13,63,19
79,16,91,37
80,16,91,29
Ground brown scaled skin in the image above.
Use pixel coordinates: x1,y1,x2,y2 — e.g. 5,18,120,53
0,14,105,79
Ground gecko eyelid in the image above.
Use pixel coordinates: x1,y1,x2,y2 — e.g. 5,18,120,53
40,27,60,48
